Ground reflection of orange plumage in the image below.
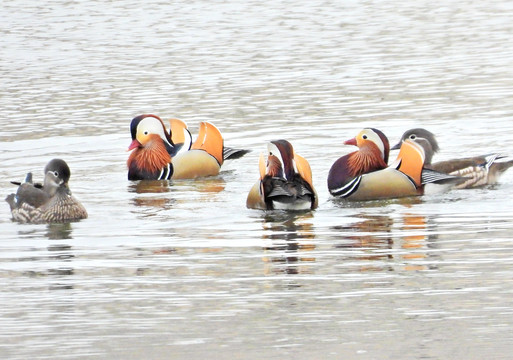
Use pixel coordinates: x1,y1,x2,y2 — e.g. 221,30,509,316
402,214,427,261
402,214,427,247
401,214,428,271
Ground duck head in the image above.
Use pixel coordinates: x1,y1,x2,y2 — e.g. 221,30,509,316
128,114,175,154
259,140,296,180
343,128,390,177
391,128,439,164
43,159,71,196
345,128,389,163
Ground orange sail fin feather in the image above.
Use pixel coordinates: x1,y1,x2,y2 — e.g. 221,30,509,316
258,152,266,180
294,152,314,190
191,122,224,165
169,118,189,146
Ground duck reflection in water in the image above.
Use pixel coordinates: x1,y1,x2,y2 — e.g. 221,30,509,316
46,223,75,290
332,203,434,272
333,213,395,272
128,178,226,208
400,213,439,271
261,212,316,276
16,223,76,290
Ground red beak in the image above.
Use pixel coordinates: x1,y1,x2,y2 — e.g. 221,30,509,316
127,139,142,151
344,137,357,146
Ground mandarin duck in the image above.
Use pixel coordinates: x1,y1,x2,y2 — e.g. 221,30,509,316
327,128,462,201
247,140,318,210
392,128,513,188
127,114,249,180
5,159,88,224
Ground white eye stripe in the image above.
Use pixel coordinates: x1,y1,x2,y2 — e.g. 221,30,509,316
267,143,286,176
138,117,168,140
363,129,385,158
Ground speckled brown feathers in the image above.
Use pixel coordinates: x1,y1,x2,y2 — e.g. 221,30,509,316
393,128,513,188
6,159,87,224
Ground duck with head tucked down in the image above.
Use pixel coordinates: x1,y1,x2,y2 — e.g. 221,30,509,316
127,114,249,181
6,159,88,224
247,139,318,210
392,128,513,188
327,128,462,201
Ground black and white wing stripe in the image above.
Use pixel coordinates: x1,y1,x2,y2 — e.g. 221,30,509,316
329,176,362,198
421,168,465,185
158,164,172,180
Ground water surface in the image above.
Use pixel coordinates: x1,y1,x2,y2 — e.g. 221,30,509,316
2,0,513,359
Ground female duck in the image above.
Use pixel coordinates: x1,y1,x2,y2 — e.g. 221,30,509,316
392,128,513,188
6,159,88,224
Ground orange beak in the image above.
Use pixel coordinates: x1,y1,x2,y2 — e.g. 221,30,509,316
344,137,357,146
127,139,142,151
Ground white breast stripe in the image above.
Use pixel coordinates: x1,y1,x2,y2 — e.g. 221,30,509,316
159,164,171,180
330,176,362,198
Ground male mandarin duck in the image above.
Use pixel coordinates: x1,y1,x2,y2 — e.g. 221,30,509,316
392,128,513,188
5,159,88,224
327,128,462,201
247,139,318,210
127,114,249,180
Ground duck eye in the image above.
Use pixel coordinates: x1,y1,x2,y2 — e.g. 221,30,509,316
409,134,416,140
362,134,368,140
144,131,149,135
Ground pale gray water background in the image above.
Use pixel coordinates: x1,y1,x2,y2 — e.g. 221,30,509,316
1,0,513,358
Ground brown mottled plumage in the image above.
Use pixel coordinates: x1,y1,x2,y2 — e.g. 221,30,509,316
392,128,513,188
5,159,87,224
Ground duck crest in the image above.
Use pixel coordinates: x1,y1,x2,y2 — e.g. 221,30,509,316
127,136,171,176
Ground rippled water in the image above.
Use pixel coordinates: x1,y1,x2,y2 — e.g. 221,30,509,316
2,0,513,359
